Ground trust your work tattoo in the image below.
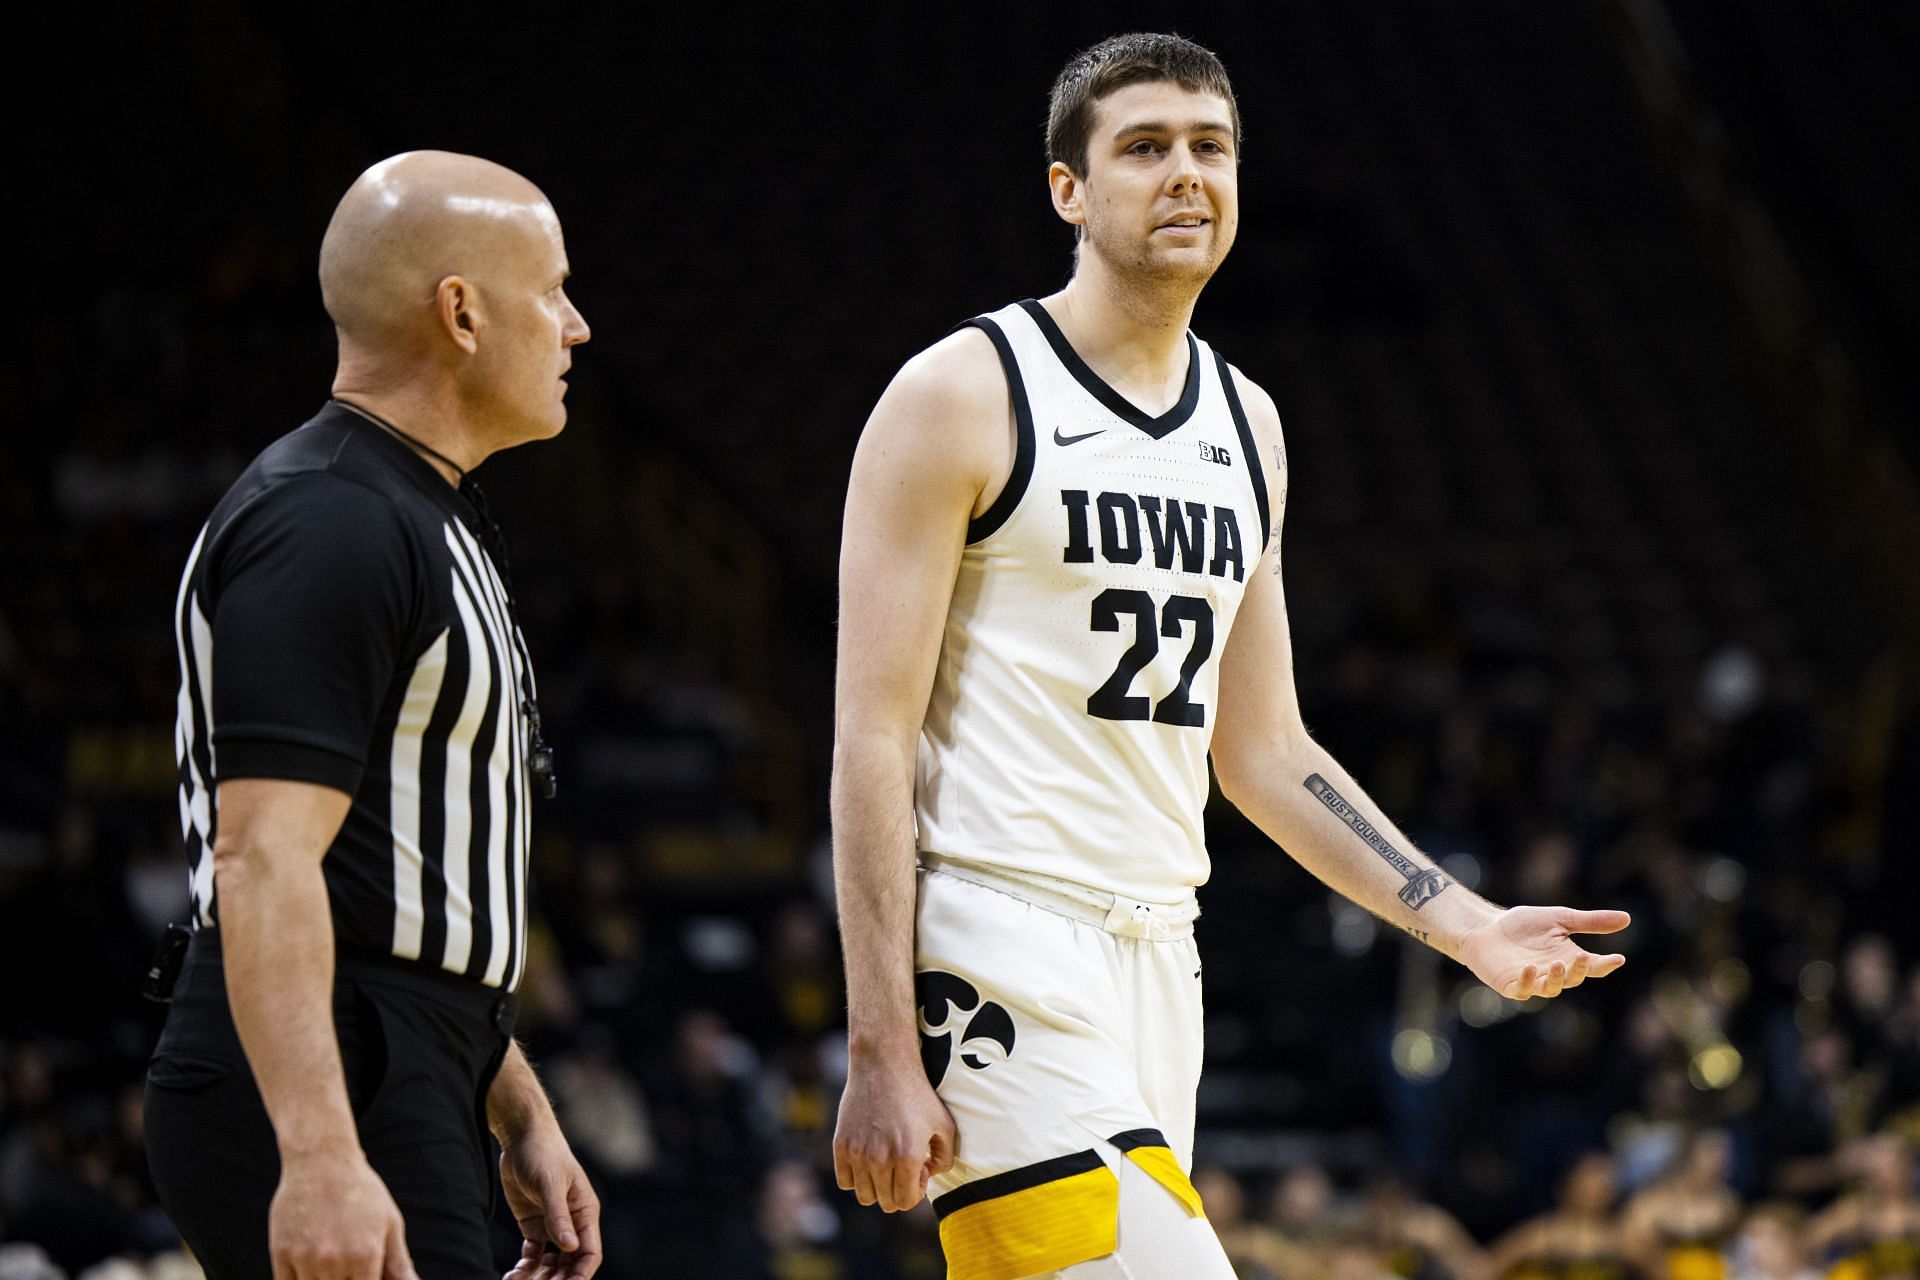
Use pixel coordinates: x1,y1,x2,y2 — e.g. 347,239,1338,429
1304,773,1452,909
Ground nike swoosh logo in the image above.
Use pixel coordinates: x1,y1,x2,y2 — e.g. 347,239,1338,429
1053,427,1105,446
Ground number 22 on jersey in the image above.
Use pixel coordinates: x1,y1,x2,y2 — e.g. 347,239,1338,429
1088,589,1214,726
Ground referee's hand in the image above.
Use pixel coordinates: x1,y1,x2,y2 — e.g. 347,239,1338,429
270,1150,416,1280
499,1124,603,1280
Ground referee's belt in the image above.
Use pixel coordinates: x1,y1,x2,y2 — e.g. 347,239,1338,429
918,852,1200,941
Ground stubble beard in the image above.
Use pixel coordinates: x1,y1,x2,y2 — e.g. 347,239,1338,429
1083,215,1230,307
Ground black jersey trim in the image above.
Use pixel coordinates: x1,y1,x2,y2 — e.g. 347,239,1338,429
931,1148,1107,1220
1018,299,1201,440
1213,351,1271,548
961,315,1037,545
1107,1128,1171,1153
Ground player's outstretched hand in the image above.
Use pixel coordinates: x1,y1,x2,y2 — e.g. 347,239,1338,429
1456,905,1631,1000
834,1055,957,1213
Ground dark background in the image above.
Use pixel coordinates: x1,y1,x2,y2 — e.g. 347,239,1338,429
4,2,1919,1277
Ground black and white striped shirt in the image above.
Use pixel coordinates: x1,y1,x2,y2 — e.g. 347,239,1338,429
174,402,537,991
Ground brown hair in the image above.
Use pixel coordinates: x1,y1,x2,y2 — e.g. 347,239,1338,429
1046,32,1241,177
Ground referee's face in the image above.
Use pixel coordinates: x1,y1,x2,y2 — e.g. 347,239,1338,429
477,201,590,445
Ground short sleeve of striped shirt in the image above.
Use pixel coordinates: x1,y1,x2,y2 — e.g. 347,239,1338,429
205,474,424,793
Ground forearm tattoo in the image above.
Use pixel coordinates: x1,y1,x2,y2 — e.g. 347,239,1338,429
1304,773,1452,910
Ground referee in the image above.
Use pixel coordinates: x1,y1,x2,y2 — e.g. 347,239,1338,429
144,152,600,1280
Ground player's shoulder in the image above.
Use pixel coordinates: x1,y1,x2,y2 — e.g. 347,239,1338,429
883,323,1006,418
858,323,1011,472
1216,357,1282,438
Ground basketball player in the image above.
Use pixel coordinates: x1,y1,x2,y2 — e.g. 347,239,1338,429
831,33,1632,1280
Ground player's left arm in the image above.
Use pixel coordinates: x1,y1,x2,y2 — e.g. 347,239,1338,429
1208,367,1629,1000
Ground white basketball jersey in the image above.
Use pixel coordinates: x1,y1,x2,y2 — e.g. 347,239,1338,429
914,299,1273,901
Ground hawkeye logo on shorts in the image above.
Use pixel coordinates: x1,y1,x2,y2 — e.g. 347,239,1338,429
915,970,1016,1088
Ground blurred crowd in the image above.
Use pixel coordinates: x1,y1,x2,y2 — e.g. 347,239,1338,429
1195,1131,1920,1280
8,3,1920,1279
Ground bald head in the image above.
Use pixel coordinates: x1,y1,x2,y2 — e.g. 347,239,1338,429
321,151,589,462
319,150,560,348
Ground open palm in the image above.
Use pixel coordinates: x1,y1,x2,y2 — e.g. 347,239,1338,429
1456,906,1631,999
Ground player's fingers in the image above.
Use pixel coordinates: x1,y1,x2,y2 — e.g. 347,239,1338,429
1505,964,1539,999
928,1115,958,1176
888,1155,924,1212
870,1156,898,1213
1586,952,1628,978
299,1244,347,1280
833,1142,855,1192
341,1245,381,1280
1544,960,1568,998
850,1155,881,1208
1560,952,1592,990
1559,909,1631,936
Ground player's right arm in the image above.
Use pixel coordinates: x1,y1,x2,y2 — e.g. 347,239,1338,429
831,326,1010,1214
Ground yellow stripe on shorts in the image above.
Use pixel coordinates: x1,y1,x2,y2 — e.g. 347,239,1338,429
1108,1128,1207,1218
934,1150,1119,1280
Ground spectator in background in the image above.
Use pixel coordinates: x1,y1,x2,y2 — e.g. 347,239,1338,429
1360,1172,1492,1280
1883,971,1920,1136
1192,1166,1294,1280
1623,1131,1744,1280
1734,1205,1822,1280
1806,1135,1920,1280
642,1009,776,1274
1328,1236,1409,1280
1770,1030,1866,1199
753,1160,847,1280
1489,1153,1635,1280
1276,1163,1342,1256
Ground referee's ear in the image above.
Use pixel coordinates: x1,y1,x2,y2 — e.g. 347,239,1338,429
436,275,482,353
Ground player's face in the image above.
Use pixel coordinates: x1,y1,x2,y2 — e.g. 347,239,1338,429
474,203,591,445
1071,81,1239,287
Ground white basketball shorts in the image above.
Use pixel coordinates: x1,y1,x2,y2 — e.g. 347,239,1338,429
914,854,1210,1280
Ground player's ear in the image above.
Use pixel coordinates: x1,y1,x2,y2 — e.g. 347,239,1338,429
436,276,482,355
1049,161,1086,229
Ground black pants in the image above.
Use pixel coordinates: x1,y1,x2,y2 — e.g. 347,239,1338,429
145,932,516,1280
